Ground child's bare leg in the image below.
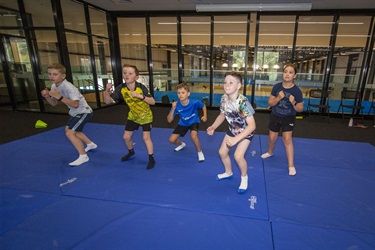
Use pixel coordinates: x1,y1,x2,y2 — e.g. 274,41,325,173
234,139,251,193
190,130,202,152
190,130,205,162
261,131,278,158
65,127,89,166
170,133,186,152
121,131,135,161
282,131,296,176
76,132,97,152
143,131,155,169
217,135,233,180
143,131,154,155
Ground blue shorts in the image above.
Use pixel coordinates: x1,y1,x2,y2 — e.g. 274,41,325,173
67,112,93,132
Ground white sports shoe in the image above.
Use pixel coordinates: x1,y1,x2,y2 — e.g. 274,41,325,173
198,151,205,162
174,142,186,152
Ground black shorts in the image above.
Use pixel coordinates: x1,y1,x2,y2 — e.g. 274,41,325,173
172,123,199,137
226,130,255,141
125,119,152,132
268,113,296,132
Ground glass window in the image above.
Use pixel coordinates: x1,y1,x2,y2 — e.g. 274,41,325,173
89,7,108,38
213,15,248,106
331,16,373,114
180,16,211,105
256,15,296,109
24,0,54,27
0,7,22,27
65,32,98,107
61,0,87,33
150,16,178,103
92,37,112,98
118,17,148,87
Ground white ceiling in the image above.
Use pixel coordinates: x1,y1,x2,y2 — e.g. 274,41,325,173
83,0,374,11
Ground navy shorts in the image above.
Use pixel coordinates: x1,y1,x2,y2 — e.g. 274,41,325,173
125,119,152,132
67,112,93,132
172,123,199,137
268,113,296,132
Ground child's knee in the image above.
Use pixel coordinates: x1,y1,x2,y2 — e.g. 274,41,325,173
234,152,245,163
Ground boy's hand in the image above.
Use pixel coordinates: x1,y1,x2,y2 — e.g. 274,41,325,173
171,101,177,109
207,126,214,135
105,83,113,91
41,88,50,98
49,89,61,100
201,115,207,122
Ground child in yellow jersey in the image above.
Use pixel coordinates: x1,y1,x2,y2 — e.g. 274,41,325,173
104,64,156,169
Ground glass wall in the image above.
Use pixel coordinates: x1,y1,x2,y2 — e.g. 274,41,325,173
118,17,148,89
180,16,211,105
150,16,178,102
0,0,112,112
0,0,374,116
255,15,297,108
331,16,373,112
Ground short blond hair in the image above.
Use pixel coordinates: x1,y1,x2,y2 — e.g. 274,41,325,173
47,63,66,74
176,83,190,92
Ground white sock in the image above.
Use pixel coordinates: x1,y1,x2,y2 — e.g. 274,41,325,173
174,142,186,152
239,175,248,190
289,167,297,176
217,172,233,180
69,154,89,166
198,151,205,162
261,152,273,159
85,142,97,152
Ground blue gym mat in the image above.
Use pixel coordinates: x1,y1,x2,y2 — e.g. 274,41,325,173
1,123,374,249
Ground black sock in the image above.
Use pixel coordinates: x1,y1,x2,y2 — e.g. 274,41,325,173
121,149,135,161
147,154,155,169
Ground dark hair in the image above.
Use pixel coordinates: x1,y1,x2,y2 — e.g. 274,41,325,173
122,63,139,76
224,71,242,83
283,63,298,73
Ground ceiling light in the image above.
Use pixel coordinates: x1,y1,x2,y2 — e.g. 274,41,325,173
196,3,312,12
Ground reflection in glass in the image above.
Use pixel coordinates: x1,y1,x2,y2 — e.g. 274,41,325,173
62,0,86,33
181,16,211,105
24,0,54,27
150,16,178,102
213,15,248,106
118,17,148,88
89,7,108,38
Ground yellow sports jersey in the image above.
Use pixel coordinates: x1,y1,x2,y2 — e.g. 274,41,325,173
111,82,153,125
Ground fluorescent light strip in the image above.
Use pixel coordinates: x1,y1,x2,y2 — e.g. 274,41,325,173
196,3,312,12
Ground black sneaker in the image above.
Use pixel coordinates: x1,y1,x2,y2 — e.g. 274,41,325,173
147,158,155,170
121,151,135,161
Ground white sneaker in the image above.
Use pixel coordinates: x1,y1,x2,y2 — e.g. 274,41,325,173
174,142,186,152
198,151,205,162
69,155,89,166
85,142,97,152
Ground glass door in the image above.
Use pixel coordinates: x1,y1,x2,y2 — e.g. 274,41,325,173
0,35,40,111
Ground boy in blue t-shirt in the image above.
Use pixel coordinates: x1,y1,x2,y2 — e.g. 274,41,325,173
167,83,207,162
